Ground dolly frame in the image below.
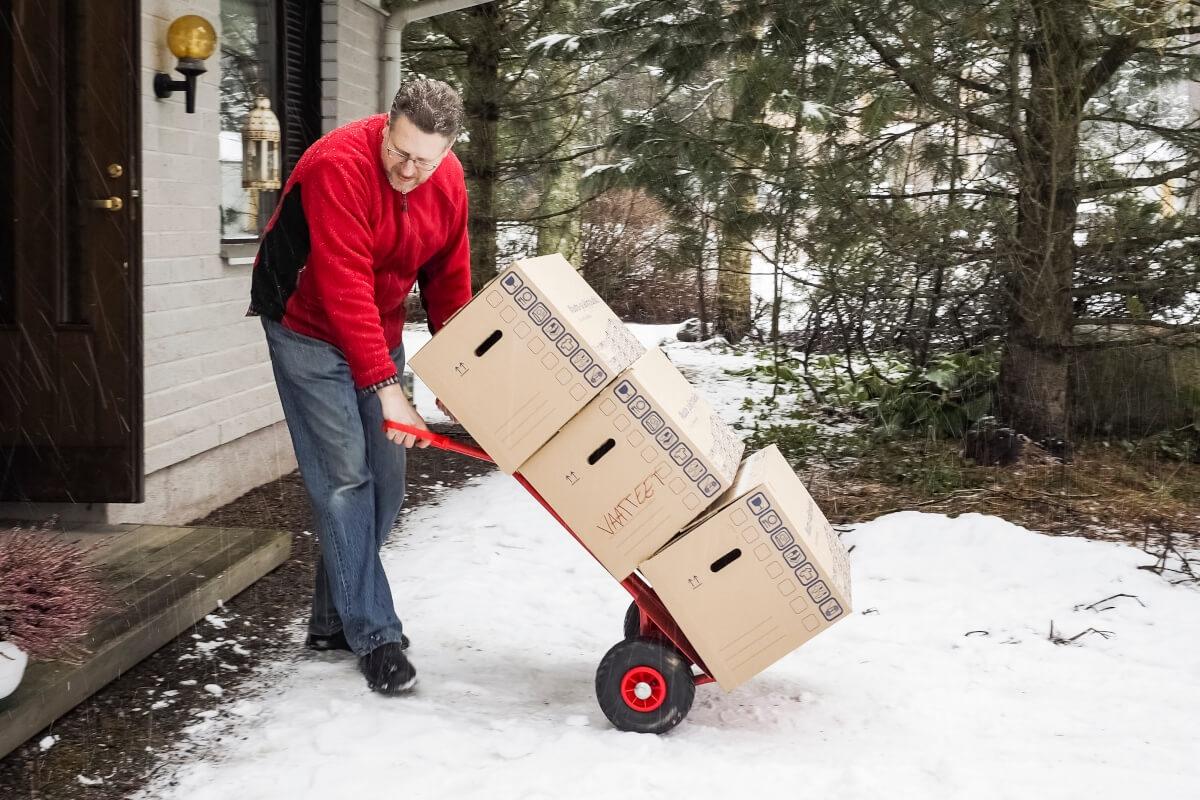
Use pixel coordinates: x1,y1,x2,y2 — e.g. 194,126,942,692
383,420,716,689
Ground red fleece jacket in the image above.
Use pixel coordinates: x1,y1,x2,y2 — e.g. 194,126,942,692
257,114,472,389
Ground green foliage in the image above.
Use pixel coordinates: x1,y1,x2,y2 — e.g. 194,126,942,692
745,421,820,464
858,351,999,439
1153,429,1200,463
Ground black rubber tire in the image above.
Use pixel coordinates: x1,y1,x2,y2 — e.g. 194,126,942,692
595,637,696,734
623,601,641,640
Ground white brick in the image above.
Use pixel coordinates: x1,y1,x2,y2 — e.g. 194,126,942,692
145,383,279,450
146,362,275,420
145,426,221,474
145,298,251,340
143,256,223,286
143,340,265,395
145,277,248,314
144,318,262,367
220,400,286,445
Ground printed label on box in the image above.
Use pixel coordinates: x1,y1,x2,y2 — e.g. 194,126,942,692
782,544,807,568
807,580,831,603
655,428,678,450
585,365,607,387
570,350,593,372
758,510,782,533
795,563,818,585
557,334,579,356
747,493,770,515
501,272,523,293
819,599,844,621
543,318,565,340
770,528,794,549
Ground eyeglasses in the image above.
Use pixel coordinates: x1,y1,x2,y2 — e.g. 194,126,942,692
383,140,442,173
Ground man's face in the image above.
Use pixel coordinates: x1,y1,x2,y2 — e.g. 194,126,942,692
380,115,453,194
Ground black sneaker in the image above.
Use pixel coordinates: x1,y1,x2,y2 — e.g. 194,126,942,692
359,642,418,695
306,630,410,652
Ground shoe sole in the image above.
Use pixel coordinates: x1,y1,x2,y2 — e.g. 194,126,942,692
371,673,418,695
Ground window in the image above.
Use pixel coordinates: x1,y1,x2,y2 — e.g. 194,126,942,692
220,0,278,240
219,0,321,243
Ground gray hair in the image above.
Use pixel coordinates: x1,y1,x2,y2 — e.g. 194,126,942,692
388,79,464,141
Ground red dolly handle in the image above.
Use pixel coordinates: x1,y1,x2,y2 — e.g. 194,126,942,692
382,420,494,462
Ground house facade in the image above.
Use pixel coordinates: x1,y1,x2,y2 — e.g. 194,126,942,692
1,0,397,524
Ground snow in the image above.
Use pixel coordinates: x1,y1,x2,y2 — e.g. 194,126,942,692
527,33,580,54
137,331,1200,800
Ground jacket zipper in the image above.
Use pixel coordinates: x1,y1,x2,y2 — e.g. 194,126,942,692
400,191,408,212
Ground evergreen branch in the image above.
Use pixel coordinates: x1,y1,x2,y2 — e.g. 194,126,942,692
1080,159,1200,194
1071,276,1199,298
1083,25,1200,102
856,188,1016,200
847,15,1012,139
1080,35,1140,103
1079,229,1200,254
1082,115,1200,141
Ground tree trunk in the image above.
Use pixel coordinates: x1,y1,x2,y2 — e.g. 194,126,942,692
999,0,1083,442
459,3,501,292
715,66,770,342
533,0,582,267
715,179,756,342
535,161,582,265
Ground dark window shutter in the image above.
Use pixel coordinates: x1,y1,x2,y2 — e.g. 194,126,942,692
278,0,321,176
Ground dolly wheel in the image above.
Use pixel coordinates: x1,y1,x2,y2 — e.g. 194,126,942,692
595,638,695,734
623,601,641,640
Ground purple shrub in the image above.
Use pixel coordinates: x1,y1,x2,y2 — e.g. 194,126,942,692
0,527,110,662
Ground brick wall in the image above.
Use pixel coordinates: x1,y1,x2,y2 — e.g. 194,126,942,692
322,0,387,132
139,0,285,480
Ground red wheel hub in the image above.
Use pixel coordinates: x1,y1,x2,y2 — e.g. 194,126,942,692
620,665,667,713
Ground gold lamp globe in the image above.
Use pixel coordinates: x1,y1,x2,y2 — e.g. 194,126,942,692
166,15,217,62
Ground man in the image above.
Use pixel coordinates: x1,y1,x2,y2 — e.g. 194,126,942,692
248,79,472,695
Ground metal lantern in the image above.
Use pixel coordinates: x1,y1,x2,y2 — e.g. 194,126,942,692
242,97,281,191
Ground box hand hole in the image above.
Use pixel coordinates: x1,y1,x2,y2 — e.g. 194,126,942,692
475,330,503,357
587,438,616,465
710,548,742,573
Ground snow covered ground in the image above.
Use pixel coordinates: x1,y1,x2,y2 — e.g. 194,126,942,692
138,325,1200,800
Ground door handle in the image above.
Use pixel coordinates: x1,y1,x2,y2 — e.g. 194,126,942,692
91,196,124,211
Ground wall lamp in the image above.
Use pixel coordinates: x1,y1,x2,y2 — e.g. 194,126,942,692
153,15,217,114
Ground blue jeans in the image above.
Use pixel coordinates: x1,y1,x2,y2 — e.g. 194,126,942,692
262,317,407,656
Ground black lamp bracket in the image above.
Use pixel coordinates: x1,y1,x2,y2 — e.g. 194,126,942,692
154,58,207,114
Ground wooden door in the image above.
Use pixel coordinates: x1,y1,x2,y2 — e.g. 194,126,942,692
0,0,143,502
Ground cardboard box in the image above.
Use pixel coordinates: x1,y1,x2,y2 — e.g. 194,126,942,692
639,445,852,691
519,348,744,580
408,254,644,473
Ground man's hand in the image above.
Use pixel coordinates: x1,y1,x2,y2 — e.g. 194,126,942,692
435,397,457,423
378,384,431,448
